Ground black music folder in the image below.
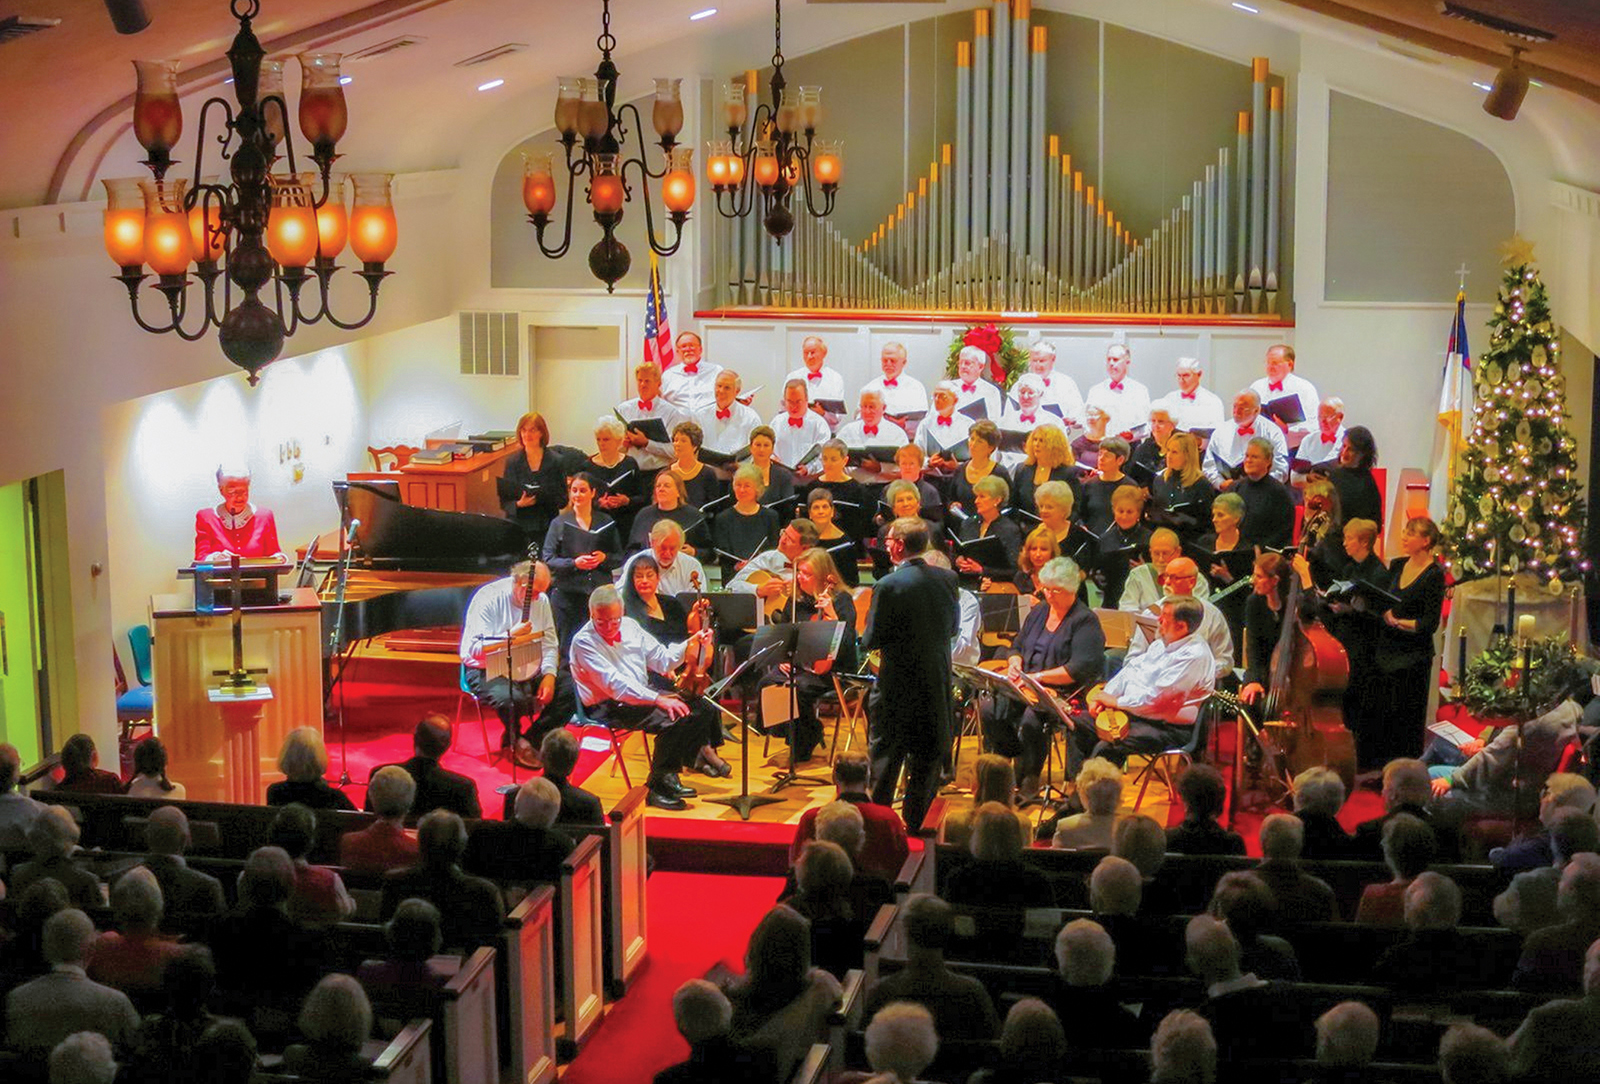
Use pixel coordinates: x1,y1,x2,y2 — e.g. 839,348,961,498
824,538,859,563
813,398,848,416
789,444,824,472
762,493,801,519
886,410,928,426
1261,395,1306,427
1327,578,1402,613
1211,456,1247,482
1189,427,1216,444
996,428,1032,454
846,445,902,465
600,470,636,493
1291,453,1339,476
1062,526,1098,565
959,399,989,421
1123,458,1156,489
699,447,748,468
615,412,671,443
700,492,734,517
570,521,616,552
941,439,973,463
496,476,543,502
1188,542,1255,583
864,542,894,579
677,591,762,630
952,533,1010,571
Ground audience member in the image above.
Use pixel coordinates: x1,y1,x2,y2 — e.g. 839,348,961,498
1255,814,1338,922
788,840,865,979
267,803,356,926
537,727,605,826
1150,1010,1217,1084
85,867,183,999
1490,772,1596,875
134,806,226,917
1051,758,1123,850
1352,758,1458,862
464,776,575,885
944,803,1055,950
55,736,122,795
971,998,1065,1084
3,909,140,1055
722,905,842,1082
784,802,893,926
1513,852,1600,992
1371,871,1493,992
380,810,505,950
1165,765,1245,856
190,1021,258,1084
944,755,1032,850
1494,806,1600,935
339,765,419,875
1,878,71,989
1208,871,1299,980
0,742,45,849
265,728,354,810
1185,914,1304,1069
1292,767,1354,860
282,974,374,1082
1310,1001,1379,1084
365,714,481,820
10,806,103,910
1114,814,1183,914
788,751,908,880
125,737,184,800
1506,937,1600,1082
1088,855,1157,976
1354,813,1436,926
121,947,220,1084
654,979,773,1084
355,898,457,998
1048,918,1144,1050
1442,1022,1512,1084
863,894,998,1041
48,1031,116,1084
209,847,328,1009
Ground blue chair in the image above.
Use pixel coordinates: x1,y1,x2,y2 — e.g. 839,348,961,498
1130,706,1215,812
453,665,500,764
127,624,153,688
115,626,154,732
572,695,649,790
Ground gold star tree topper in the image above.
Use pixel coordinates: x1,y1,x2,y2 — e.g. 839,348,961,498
1499,234,1537,266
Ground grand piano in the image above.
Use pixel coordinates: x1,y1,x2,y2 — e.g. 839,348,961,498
318,481,529,655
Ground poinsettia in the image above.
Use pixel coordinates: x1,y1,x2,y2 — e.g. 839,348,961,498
963,325,1002,355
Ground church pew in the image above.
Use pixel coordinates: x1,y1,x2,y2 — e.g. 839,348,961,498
603,785,649,996
502,887,559,1084
258,1018,433,1084
826,968,867,1073
558,833,607,1058
365,947,499,1084
789,1043,831,1084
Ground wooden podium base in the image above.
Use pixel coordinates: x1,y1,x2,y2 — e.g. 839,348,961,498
207,686,274,804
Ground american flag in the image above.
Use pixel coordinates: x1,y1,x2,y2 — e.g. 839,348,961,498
644,253,675,369
1430,289,1473,520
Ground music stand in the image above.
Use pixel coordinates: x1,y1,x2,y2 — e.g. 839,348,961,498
750,620,844,793
704,641,786,820
1014,672,1080,806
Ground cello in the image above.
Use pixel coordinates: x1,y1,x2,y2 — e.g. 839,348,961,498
1259,510,1358,792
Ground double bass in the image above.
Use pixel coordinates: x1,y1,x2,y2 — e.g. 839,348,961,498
1260,511,1358,791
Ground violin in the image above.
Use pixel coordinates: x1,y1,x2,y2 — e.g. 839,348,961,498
675,569,717,698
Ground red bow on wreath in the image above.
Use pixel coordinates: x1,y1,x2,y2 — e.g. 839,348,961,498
962,325,1006,384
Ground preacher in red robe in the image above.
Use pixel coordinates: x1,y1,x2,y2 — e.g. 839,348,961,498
194,464,286,563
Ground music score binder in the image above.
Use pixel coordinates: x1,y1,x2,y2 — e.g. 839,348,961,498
615,412,671,443
1261,395,1306,427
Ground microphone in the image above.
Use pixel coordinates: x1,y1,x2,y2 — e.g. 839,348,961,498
344,518,362,546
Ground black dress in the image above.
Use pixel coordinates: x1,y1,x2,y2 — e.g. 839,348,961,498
543,510,620,655
980,596,1105,781
955,514,1023,584
948,461,1010,516
712,506,780,583
1079,476,1129,535
1150,472,1217,542
808,477,872,541
816,528,861,587
671,464,724,510
755,463,798,517
1094,522,1151,609
1010,463,1080,520
1309,551,1387,750
1196,531,1251,653
1365,559,1446,769
497,449,567,547
585,456,646,545
1326,465,1384,531
760,591,859,761
1235,474,1296,549
627,504,710,555
1243,593,1285,688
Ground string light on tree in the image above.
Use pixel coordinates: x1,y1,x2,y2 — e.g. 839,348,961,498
1444,237,1587,587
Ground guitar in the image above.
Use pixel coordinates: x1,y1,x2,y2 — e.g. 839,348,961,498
483,574,543,682
1209,687,1292,801
744,568,799,620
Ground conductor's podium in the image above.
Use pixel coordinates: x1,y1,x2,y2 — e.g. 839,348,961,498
149,583,323,803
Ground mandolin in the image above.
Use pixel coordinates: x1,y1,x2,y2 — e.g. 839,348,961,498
1078,682,1131,743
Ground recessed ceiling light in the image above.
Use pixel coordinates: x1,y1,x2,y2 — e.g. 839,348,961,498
339,75,353,85
1530,79,1544,88
690,7,718,20
477,78,504,91
1231,2,1259,12
1472,81,1493,91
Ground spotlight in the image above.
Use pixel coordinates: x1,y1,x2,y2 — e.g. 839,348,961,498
102,0,150,34
1483,48,1529,120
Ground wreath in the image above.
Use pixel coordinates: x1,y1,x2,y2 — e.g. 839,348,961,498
1460,633,1596,719
945,323,1030,391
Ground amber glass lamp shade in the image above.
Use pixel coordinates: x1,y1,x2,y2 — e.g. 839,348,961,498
315,173,349,259
652,78,684,141
577,78,609,142
721,81,748,132
267,176,318,268
348,173,398,264
297,53,348,149
589,155,625,215
662,147,694,213
798,87,822,132
132,60,183,158
138,177,192,275
812,140,842,186
705,140,734,187
753,141,780,189
523,152,557,216
103,178,146,268
554,77,583,138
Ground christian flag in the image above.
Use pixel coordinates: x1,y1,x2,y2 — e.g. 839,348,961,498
644,253,676,370
1429,290,1473,519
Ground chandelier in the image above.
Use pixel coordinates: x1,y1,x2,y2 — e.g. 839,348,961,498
101,0,396,385
521,0,694,292
704,0,841,242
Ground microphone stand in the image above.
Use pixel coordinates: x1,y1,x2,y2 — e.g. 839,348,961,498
326,515,361,787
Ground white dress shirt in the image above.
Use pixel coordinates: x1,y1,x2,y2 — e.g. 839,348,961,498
618,550,707,597
862,375,930,417
1204,418,1290,485
1124,598,1234,676
954,379,1004,421
786,365,846,406
571,617,685,707
1249,373,1321,439
1293,425,1345,480
616,397,689,471
1011,371,1086,427
914,412,974,457
727,548,794,593
1118,565,1211,614
768,410,832,468
954,588,982,667
1156,387,1226,433
1106,628,1218,725
660,361,724,414
835,416,910,483
1085,377,1153,439
696,400,762,456
458,578,559,676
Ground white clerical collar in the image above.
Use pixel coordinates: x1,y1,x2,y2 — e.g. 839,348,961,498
216,503,255,529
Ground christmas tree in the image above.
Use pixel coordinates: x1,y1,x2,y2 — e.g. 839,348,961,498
1444,238,1587,585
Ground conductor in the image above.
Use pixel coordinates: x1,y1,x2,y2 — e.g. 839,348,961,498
863,516,959,833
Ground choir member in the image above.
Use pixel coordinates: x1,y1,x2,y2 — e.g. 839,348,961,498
1291,398,1346,484
1317,425,1384,531
542,472,620,655
836,390,909,484
1298,478,1348,589
747,426,798,514
658,332,723,414
195,463,286,563
757,547,859,765
668,421,723,508
955,475,1023,582
806,487,861,587
1205,390,1289,487
1084,342,1152,439
1367,516,1446,771
1120,529,1211,614
1157,356,1226,433
627,471,708,555
769,380,832,468
810,440,870,538
620,518,708,597
948,421,1010,518
1072,406,1110,463
1150,431,1216,543
617,360,689,471
497,412,567,547
697,370,762,459
876,481,941,546
587,415,646,541
1011,425,1080,521
786,335,846,413
1233,438,1297,549
862,341,929,425
1017,339,1086,425
1292,516,1384,733
916,381,974,470
1094,485,1152,609
1249,344,1320,445
1130,407,1177,483
953,346,1004,420
1080,437,1133,534
889,445,943,521
983,556,1105,791
1196,492,1251,648
1239,553,1292,708
713,463,781,582
1008,525,1060,596
1034,480,1096,566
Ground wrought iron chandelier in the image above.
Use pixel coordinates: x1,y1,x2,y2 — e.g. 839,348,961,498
521,0,693,292
102,0,396,385
704,0,841,242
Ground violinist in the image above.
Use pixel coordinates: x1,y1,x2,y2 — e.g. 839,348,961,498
668,421,724,509
947,421,1010,519
807,488,861,588
1150,432,1215,544
757,547,859,766
628,471,708,555
1011,426,1080,523
1239,553,1292,707
955,476,1022,583
619,554,729,779
1297,479,1347,589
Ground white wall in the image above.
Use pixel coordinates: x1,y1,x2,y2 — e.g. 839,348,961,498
363,315,528,447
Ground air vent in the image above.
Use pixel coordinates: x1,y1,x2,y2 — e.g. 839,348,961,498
460,312,520,376
347,36,425,62
456,43,528,68
0,15,61,43
1437,3,1555,44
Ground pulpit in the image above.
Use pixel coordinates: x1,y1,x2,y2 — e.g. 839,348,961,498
150,586,323,803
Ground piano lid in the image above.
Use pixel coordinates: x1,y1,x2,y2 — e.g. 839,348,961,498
337,482,527,572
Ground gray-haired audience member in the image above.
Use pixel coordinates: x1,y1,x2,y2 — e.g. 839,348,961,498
137,806,227,916
970,998,1064,1084
1313,1001,1379,1077
0,741,45,849
1150,1009,1217,1084
1507,936,1600,1083
284,974,374,1080
862,1002,940,1084
863,894,998,1041
1354,813,1436,926
87,866,183,997
11,805,102,910
380,810,505,950
1513,852,1600,992
1495,807,1600,935
1049,918,1144,1050
3,909,141,1055
340,765,420,875
355,898,456,996
1186,914,1303,1066
192,1021,258,1084
1443,1022,1512,1084
654,979,774,1084
48,1031,117,1084
534,727,604,826
1291,766,1354,859
1208,871,1299,980
1255,813,1339,922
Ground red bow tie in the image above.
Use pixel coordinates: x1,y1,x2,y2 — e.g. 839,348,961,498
638,399,655,411
807,370,822,380
1182,391,1196,401
601,628,623,646
1238,425,1255,437
936,416,952,427
883,378,898,388
1109,381,1124,392
863,425,879,437
1042,377,1052,387
787,416,804,428
961,382,976,393
1269,381,1283,392
716,408,731,420
1021,413,1036,424
682,365,698,375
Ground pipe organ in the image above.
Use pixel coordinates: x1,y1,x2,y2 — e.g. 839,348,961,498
709,1,1286,318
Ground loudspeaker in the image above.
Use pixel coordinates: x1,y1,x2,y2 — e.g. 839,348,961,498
103,0,150,35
